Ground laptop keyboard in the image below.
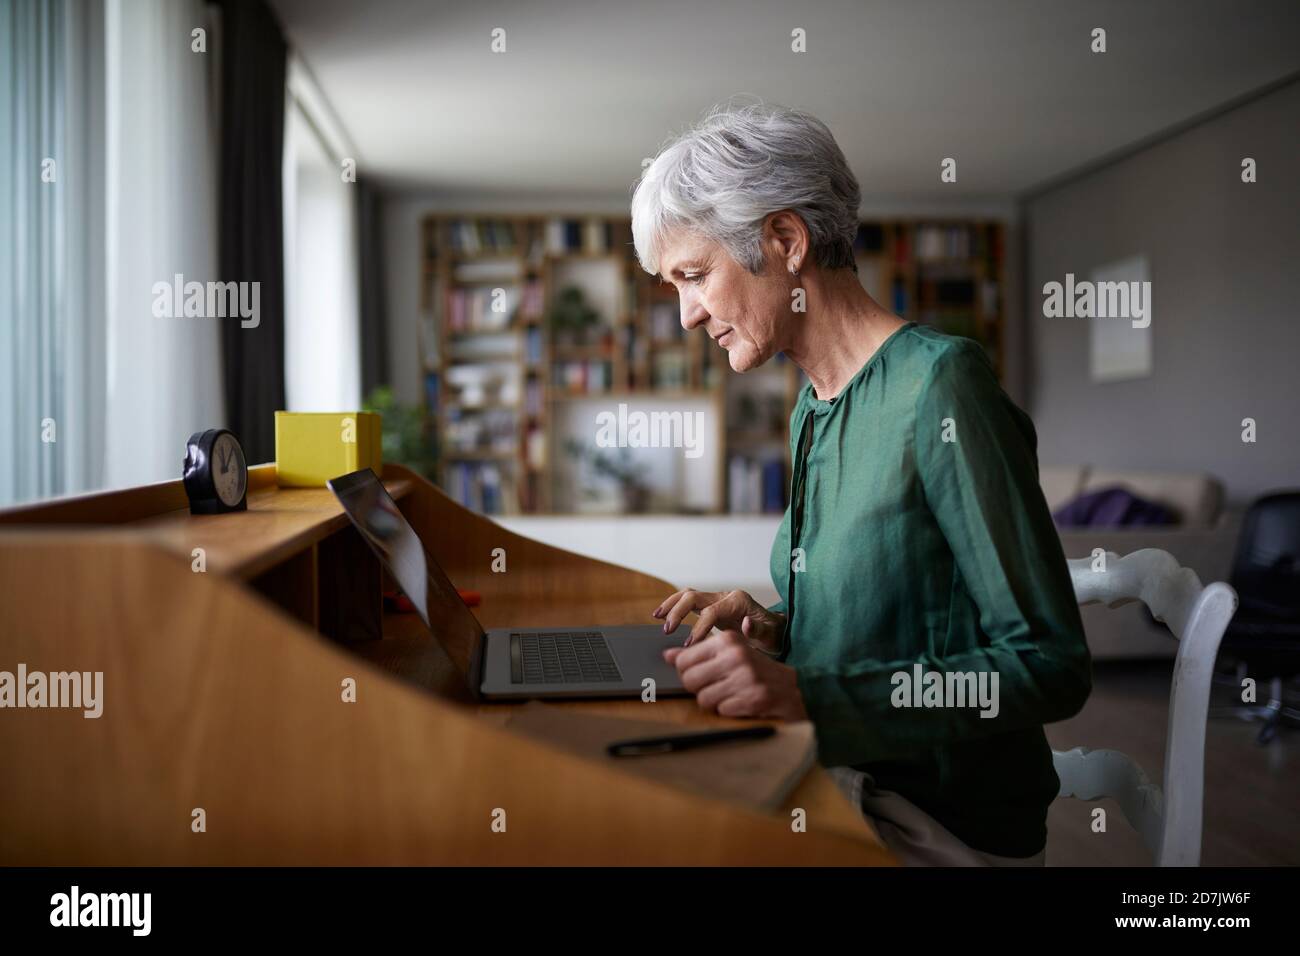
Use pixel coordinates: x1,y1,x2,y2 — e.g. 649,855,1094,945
511,631,623,684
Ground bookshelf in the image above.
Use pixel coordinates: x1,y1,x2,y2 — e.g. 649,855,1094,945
418,214,1005,516
869,220,1006,378
421,214,724,516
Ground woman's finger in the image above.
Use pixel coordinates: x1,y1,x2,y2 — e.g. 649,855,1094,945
661,589,717,634
686,590,752,645
695,670,744,714
686,603,721,646
661,591,698,633
665,627,728,671
651,590,685,619
676,646,735,694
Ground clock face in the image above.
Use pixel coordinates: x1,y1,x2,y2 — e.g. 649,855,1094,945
211,432,247,506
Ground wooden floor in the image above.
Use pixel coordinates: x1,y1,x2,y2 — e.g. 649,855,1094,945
1044,661,1300,866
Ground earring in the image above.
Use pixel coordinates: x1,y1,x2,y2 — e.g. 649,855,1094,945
790,262,800,278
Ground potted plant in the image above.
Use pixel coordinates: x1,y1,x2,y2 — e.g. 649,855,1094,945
548,286,601,348
363,386,439,480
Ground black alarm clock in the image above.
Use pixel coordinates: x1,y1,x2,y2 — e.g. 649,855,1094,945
183,428,248,514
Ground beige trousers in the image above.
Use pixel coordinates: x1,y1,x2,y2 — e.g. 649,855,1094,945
828,766,1046,867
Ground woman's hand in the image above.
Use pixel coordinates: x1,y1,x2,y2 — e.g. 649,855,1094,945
652,588,786,653
663,631,808,721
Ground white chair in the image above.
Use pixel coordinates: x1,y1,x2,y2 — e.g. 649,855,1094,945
1053,548,1237,866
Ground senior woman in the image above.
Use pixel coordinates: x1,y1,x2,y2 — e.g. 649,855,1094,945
632,103,1091,866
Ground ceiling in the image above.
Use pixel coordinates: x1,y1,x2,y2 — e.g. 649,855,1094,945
269,0,1300,203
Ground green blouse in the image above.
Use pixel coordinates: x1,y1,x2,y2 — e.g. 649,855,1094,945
767,322,1091,857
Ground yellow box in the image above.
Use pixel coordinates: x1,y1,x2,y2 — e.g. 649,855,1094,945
274,411,383,487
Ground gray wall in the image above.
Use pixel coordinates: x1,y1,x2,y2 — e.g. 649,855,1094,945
1026,79,1300,505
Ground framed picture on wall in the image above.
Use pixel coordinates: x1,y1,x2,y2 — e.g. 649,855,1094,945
1090,254,1153,382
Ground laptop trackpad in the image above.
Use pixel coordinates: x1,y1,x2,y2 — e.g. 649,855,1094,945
483,625,688,698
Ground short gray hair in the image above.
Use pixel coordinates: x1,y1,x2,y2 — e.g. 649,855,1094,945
631,101,861,276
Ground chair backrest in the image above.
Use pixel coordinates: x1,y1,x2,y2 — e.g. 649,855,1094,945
1055,548,1237,866
1229,491,1300,618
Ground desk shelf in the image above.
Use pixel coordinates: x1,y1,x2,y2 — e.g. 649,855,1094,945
0,463,890,865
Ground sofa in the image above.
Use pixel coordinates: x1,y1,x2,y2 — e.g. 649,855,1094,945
1041,465,1240,659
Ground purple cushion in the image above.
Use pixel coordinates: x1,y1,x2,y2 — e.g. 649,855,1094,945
1053,486,1174,528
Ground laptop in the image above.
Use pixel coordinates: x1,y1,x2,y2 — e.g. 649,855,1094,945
328,468,689,701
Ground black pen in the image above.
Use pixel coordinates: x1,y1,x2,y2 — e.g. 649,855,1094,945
607,725,776,757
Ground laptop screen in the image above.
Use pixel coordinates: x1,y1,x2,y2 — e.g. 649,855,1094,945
328,468,486,665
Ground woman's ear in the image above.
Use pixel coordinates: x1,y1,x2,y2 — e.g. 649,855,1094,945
764,211,810,275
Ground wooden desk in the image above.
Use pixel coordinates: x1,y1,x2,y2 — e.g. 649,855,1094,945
0,465,892,865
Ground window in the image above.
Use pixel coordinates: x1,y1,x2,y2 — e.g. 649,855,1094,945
282,55,361,412
1,0,223,505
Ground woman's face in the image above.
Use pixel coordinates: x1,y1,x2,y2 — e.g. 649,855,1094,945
656,229,790,373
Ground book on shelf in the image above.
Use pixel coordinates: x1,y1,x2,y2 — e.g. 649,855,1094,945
447,218,518,255
620,322,637,367
545,219,580,255
446,461,512,515
423,371,439,414
519,472,538,513
419,308,441,368
583,218,612,255
525,424,546,469
520,279,544,320
981,279,999,315
524,379,544,416
892,226,910,264
524,326,543,364
446,286,521,332
728,453,787,514
649,302,682,342
915,225,972,261
891,276,909,316
564,219,582,252
544,217,615,255
554,360,613,395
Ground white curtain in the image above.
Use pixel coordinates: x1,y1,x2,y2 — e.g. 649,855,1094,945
102,0,224,489
0,0,224,505
1,0,104,504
